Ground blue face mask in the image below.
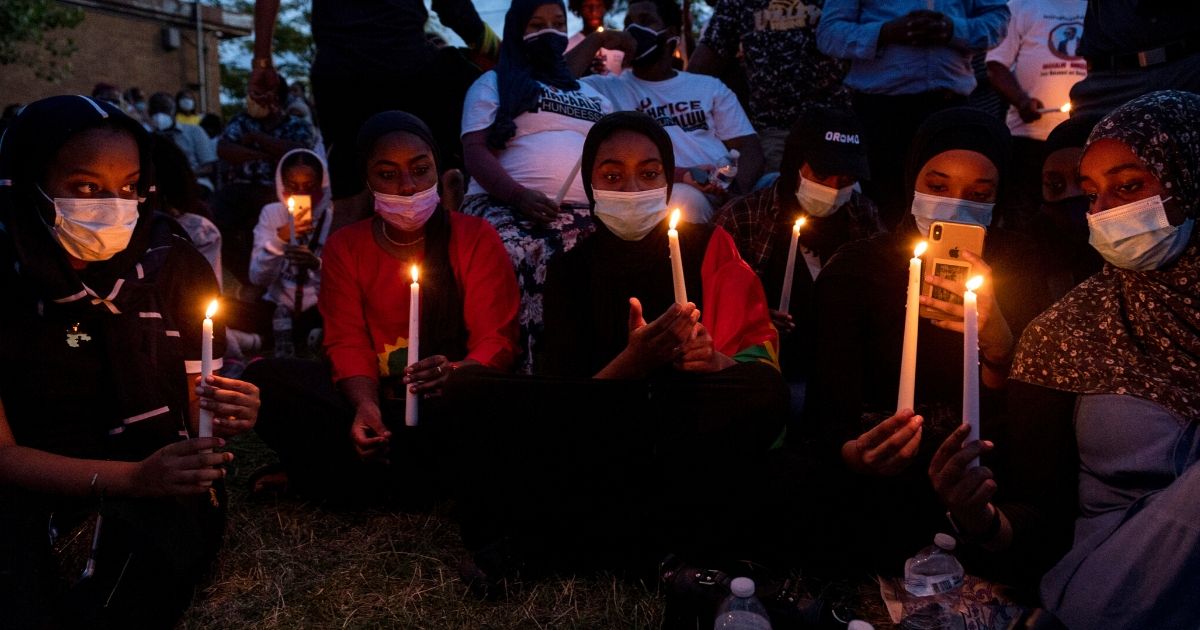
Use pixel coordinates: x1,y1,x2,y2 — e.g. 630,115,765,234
910,191,994,237
522,28,569,63
1087,195,1195,271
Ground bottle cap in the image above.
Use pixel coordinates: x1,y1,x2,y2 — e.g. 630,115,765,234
730,577,755,598
729,149,740,159
848,621,875,630
934,533,957,551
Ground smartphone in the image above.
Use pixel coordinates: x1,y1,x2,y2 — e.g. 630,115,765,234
290,194,313,228
919,220,986,319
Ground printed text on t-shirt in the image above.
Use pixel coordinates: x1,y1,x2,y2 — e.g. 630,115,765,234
637,98,710,132
536,87,605,122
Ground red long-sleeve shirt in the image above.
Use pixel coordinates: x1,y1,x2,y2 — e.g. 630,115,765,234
319,215,519,382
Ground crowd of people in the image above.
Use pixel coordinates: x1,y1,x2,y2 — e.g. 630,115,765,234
2,0,1199,627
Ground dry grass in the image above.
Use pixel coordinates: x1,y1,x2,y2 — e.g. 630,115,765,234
179,433,665,629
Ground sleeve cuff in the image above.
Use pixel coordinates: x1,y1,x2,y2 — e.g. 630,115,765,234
185,357,224,374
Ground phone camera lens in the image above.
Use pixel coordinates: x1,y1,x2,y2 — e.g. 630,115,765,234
933,225,942,239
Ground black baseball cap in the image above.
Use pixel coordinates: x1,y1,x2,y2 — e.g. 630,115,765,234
786,107,871,181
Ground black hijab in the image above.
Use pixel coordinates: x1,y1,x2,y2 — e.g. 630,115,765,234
356,111,468,370
581,111,675,206
487,0,581,150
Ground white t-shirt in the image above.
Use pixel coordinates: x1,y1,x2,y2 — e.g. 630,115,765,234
567,32,625,77
583,71,756,169
986,0,1087,140
462,71,612,203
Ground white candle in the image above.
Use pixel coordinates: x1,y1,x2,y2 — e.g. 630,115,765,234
1038,102,1073,115
405,265,420,427
199,299,218,439
287,196,297,246
554,156,582,207
963,275,983,468
778,217,805,313
897,241,927,412
668,209,687,304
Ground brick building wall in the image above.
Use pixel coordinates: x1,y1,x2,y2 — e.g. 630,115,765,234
0,0,250,115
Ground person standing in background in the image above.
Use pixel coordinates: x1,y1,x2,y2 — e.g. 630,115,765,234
987,0,1086,223
816,0,1009,228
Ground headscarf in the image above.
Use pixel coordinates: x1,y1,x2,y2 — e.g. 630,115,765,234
487,0,580,150
355,111,468,366
0,95,156,311
899,106,1011,232
1010,91,1200,423
274,147,333,223
1042,113,1102,161
580,111,675,206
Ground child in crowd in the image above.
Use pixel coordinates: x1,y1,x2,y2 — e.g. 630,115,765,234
243,111,519,502
0,95,260,628
249,148,333,357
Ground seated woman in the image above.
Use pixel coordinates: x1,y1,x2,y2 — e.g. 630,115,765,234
0,96,260,627
931,91,1200,628
794,107,1051,572
450,112,787,585
714,106,882,380
243,111,520,502
249,148,333,358
460,0,633,371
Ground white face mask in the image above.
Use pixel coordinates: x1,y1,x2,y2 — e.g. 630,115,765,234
1087,195,1194,271
40,190,140,261
795,176,855,218
911,190,994,236
373,184,440,232
178,98,196,112
151,112,174,131
593,187,669,241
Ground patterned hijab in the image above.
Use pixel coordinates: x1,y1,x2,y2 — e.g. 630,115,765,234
1010,91,1200,423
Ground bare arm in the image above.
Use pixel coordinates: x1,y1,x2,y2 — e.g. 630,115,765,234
686,42,727,77
253,0,281,62
462,130,522,203
339,375,381,414
724,134,764,194
217,138,271,165
565,31,636,77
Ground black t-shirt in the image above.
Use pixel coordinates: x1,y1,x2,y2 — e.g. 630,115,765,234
0,231,225,461
311,0,484,79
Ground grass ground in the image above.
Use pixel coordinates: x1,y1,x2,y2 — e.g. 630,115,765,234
179,432,666,629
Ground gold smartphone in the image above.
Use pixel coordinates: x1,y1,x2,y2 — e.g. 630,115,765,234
919,221,986,319
291,194,313,227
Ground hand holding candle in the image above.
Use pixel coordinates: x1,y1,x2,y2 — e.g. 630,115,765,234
897,241,927,412
405,265,421,427
1038,102,1072,114
963,275,983,468
199,299,218,439
667,209,688,304
778,217,805,314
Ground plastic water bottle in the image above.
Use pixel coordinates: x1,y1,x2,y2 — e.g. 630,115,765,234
272,304,295,358
714,149,740,191
901,533,964,629
714,577,772,630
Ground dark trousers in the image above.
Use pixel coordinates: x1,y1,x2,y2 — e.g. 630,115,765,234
444,362,790,573
313,48,481,199
243,358,448,507
853,91,968,229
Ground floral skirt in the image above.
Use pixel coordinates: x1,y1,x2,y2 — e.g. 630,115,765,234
460,194,595,373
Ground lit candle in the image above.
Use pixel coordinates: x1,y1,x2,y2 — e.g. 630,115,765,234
199,299,218,439
554,156,582,207
405,265,420,427
778,217,805,314
897,241,927,412
963,275,983,468
668,209,687,304
1038,102,1073,114
286,196,297,246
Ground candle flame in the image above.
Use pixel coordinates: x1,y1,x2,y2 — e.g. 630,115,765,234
669,208,681,230
1060,102,1072,114
204,299,218,319
410,264,419,284
597,26,604,32
914,241,928,257
966,275,984,292
287,196,295,214
795,217,806,229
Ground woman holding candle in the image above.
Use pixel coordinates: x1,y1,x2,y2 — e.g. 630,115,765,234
930,91,1200,627
788,106,1051,571
0,96,261,627
714,106,883,378
244,111,519,501
248,148,333,356
459,0,634,372
450,113,786,585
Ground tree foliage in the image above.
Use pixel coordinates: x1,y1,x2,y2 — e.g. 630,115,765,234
0,0,85,82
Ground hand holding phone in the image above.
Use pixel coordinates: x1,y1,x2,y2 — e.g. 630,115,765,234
290,194,313,234
918,221,985,320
